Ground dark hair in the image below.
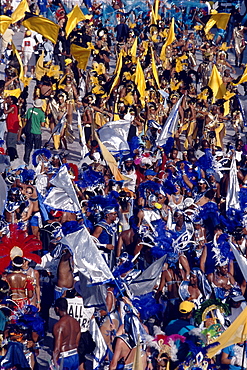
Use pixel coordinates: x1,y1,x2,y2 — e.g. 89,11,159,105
12,256,24,270
10,96,18,105
55,297,68,312
26,186,33,194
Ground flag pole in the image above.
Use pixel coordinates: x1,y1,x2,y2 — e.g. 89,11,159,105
241,340,246,370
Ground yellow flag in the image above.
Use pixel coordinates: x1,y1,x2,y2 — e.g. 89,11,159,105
133,335,142,370
113,102,120,121
0,15,12,35
135,58,146,106
205,12,230,34
4,88,22,98
207,306,247,358
232,64,247,85
70,43,91,70
35,51,47,80
95,132,128,181
12,42,24,82
220,42,231,51
109,50,123,95
214,13,230,29
129,37,138,59
160,18,176,61
151,6,157,25
151,47,160,88
208,65,226,101
223,91,235,116
154,0,159,21
65,5,86,37
194,24,203,31
204,18,216,34
11,0,30,23
23,15,59,44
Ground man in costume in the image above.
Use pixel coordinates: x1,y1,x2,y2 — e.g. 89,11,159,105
53,297,81,370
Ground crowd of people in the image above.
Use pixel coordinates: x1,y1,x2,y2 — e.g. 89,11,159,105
1,0,247,369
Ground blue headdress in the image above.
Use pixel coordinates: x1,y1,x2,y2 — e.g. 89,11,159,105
239,187,247,211
88,196,108,213
161,179,177,195
150,220,177,262
77,167,104,189
20,169,36,183
212,233,234,266
198,202,219,227
196,149,213,172
219,208,243,233
132,292,162,321
32,148,51,167
139,180,161,198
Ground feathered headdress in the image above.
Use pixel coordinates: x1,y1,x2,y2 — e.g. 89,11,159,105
77,167,104,189
132,293,162,321
139,180,161,199
0,225,42,273
219,208,243,233
212,233,234,267
32,148,51,167
20,169,36,183
154,333,186,362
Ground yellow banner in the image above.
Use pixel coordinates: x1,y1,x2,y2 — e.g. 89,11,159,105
70,43,91,70
0,15,12,35
11,0,30,23
208,64,226,101
232,64,247,85
160,18,175,61
135,58,146,105
109,50,123,95
207,306,247,358
95,132,129,181
23,15,59,44
151,47,160,88
65,5,86,37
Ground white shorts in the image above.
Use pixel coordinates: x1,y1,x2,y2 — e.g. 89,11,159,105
23,51,33,66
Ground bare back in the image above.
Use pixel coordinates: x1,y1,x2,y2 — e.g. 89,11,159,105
6,272,29,299
57,251,74,289
53,314,81,353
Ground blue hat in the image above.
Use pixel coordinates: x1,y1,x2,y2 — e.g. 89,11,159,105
145,169,156,176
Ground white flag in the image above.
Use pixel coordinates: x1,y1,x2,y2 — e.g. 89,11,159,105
129,255,166,296
44,164,81,213
90,318,108,370
98,119,131,153
61,227,114,285
77,110,89,158
226,156,240,211
229,241,247,282
156,95,183,146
